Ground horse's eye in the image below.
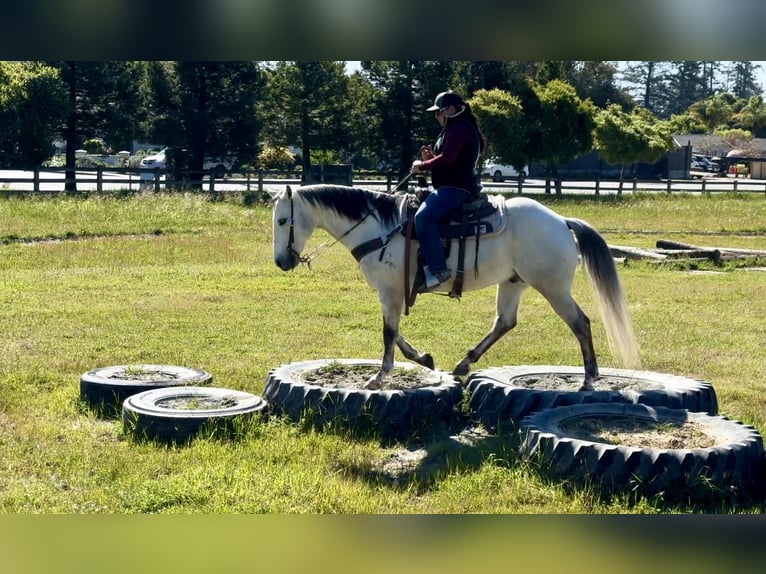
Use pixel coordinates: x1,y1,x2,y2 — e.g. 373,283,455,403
277,217,287,226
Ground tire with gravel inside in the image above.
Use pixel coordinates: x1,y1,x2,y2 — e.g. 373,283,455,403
80,365,213,416
519,402,765,499
122,386,268,443
264,359,465,441
466,365,718,432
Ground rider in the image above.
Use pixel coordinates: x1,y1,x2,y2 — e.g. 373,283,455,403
411,90,486,292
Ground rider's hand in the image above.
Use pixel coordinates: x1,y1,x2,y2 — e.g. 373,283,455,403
411,160,425,173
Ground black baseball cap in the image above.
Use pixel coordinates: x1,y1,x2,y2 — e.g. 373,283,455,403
426,90,464,111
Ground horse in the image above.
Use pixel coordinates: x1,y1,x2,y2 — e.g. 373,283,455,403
271,184,639,391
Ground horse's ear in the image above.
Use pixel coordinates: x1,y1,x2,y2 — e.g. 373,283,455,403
265,188,281,202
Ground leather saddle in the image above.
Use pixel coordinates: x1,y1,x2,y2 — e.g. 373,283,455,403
402,187,504,313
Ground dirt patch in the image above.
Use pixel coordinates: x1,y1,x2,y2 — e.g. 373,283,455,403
109,367,183,381
302,363,441,390
561,415,715,449
511,373,663,392
157,395,239,410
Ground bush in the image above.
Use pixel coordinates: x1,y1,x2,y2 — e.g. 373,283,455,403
83,138,106,154
257,146,295,170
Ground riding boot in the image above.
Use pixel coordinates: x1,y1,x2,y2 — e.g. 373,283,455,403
419,266,452,293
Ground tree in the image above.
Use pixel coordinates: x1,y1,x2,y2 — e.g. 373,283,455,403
469,88,527,171
665,61,711,117
729,95,766,137
564,61,635,109
0,61,68,168
169,61,264,183
594,104,674,191
343,70,382,169
359,60,458,178
52,61,151,191
726,61,762,99
260,61,350,179
685,91,738,132
533,79,597,193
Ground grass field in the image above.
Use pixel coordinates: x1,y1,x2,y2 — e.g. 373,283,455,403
1,190,765,514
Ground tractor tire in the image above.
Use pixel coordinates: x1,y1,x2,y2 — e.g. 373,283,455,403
264,359,464,441
122,386,267,443
466,365,717,432
519,402,765,498
80,364,213,416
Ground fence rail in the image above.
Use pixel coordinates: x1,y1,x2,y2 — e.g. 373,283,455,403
2,166,766,196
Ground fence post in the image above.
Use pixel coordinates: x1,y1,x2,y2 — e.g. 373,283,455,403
34,167,40,192
209,169,215,194
258,170,264,193
633,177,637,193
667,177,672,193
153,169,161,192
701,179,706,193
97,166,103,192
734,179,738,193
246,171,251,192
595,177,600,196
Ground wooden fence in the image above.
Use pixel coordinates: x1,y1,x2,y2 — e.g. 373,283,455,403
2,166,766,196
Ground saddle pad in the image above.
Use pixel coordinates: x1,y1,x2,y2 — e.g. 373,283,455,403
441,194,507,239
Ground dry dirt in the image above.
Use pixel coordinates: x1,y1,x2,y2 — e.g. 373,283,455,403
302,364,443,390
561,415,715,449
511,373,663,392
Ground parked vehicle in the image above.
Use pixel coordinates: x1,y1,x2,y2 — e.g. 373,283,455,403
692,154,721,173
139,148,232,180
482,160,527,182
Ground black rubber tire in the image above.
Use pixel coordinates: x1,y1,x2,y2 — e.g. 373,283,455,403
122,386,267,443
80,364,213,416
466,365,718,432
492,171,503,182
519,402,765,498
264,359,465,441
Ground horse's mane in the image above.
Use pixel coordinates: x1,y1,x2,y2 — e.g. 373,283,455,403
298,184,402,228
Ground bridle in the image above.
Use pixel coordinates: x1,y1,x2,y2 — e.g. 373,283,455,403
285,189,313,268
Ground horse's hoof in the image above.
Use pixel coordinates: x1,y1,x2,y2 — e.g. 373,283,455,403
365,377,382,390
579,381,595,392
452,361,470,377
421,354,435,370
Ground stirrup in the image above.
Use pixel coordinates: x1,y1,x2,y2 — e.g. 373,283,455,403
418,269,452,293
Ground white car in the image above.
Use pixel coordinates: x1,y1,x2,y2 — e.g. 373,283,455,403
139,148,231,181
483,161,527,182
139,148,167,182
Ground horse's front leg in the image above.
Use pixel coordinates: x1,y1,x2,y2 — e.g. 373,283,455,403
365,313,399,390
396,336,434,370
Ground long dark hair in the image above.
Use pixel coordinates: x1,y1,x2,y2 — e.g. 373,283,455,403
446,100,487,169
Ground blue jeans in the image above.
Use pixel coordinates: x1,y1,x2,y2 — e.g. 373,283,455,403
414,186,469,274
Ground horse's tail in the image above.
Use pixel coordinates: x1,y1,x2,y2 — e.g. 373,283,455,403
566,218,640,369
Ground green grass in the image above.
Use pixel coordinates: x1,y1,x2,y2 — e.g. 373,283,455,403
1,190,765,513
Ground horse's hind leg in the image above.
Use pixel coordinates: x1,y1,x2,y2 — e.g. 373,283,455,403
540,290,599,391
453,280,526,377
